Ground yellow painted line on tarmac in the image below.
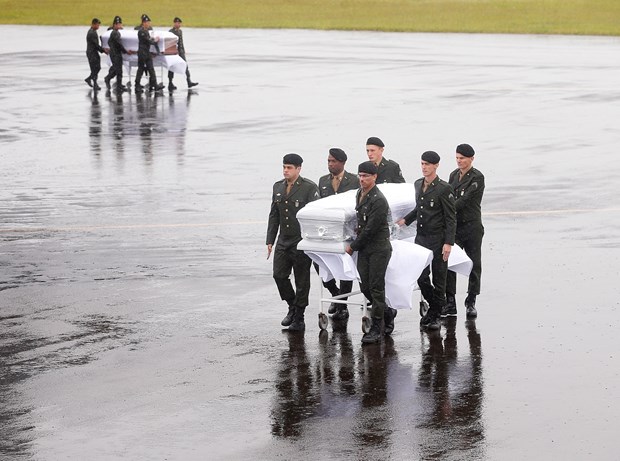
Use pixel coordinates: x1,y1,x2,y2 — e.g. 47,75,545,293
1,207,619,234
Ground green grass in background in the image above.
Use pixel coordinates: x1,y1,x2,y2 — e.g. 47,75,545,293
0,0,619,35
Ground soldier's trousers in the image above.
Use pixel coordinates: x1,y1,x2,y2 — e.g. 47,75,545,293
273,244,312,308
105,55,124,85
87,53,101,81
136,55,157,88
168,54,191,83
416,234,448,317
446,222,484,297
313,262,353,300
357,246,392,320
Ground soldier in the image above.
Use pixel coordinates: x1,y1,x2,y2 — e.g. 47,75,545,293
317,148,358,321
345,161,393,344
443,144,485,319
168,17,199,91
397,151,456,331
365,137,406,184
85,18,106,90
267,154,320,331
104,16,131,93
133,16,154,89
134,14,165,94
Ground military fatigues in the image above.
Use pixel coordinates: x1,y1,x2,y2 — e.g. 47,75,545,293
403,177,456,317
376,158,405,184
105,29,129,89
168,27,193,84
446,167,485,298
350,185,392,320
317,170,359,300
267,177,320,310
135,27,159,89
86,27,104,83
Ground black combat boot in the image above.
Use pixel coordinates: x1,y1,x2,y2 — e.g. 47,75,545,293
288,307,306,332
281,305,295,327
384,307,397,335
168,81,177,91
361,318,383,344
85,77,93,87
465,295,477,318
93,81,101,91
420,312,440,331
440,294,457,317
188,80,198,88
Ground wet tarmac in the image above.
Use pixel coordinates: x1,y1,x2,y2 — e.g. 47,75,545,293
1,25,620,459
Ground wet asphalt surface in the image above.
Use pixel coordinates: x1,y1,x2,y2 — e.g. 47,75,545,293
1,25,620,460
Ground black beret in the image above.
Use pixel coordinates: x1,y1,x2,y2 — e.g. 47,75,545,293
421,151,441,164
283,153,303,166
366,137,384,147
113,16,122,25
141,14,151,22
92,18,101,25
174,17,182,23
328,148,347,162
456,143,475,157
358,161,378,175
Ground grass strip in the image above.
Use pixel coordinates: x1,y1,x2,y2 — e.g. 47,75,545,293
1,0,619,36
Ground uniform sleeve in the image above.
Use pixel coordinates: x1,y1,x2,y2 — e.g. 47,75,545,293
392,162,406,183
455,173,485,213
88,31,105,53
96,35,104,53
139,29,158,47
117,33,130,54
441,188,457,245
266,190,279,245
307,182,320,203
350,197,389,252
403,206,417,226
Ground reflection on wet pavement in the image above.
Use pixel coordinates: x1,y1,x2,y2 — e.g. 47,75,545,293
2,25,620,459
267,321,484,459
417,319,484,458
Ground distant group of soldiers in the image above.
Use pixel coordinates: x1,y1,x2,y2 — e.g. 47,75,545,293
84,14,198,94
267,137,485,344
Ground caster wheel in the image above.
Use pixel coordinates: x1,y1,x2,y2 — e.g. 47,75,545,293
419,300,429,317
318,312,329,330
361,316,372,334
318,329,329,344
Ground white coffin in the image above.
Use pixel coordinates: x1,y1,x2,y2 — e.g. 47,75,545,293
101,29,178,55
101,29,188,75
297,183,417,253
297,190,358,253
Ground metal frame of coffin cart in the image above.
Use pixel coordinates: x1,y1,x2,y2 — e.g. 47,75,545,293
297,183,473,333
304,243,473,333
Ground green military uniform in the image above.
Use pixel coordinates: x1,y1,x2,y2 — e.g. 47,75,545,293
267,176,319,310
403,176,456,318
446,167,485,298
350,185,392,321
376,158,405,184
318,170,358,198
167,18,197,88
85,23,105,88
